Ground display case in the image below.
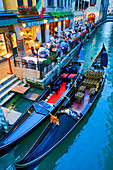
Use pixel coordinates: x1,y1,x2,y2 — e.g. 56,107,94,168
11,33,17,48
0,34,7,57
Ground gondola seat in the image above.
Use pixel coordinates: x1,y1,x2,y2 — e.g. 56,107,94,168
68,67,77,79
78,85,86,92
75,92,85,101
55,80,62,86
61,67,69,79
89,88,96,96
51,85,60,94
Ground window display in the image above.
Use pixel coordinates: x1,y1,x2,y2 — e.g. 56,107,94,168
11,33,17,48
0,34,7,57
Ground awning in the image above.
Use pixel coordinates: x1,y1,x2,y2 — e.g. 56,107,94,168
0,18,18,27
49,11,74,18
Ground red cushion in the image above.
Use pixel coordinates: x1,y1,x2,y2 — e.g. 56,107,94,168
68,73,76,78
61,73,69,77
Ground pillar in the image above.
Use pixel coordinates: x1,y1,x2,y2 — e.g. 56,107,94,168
23,0,28,6
63,20,65,31
58,21,61,36
45,24,49,42
36,25,42,44
3,0,18,11
0,0,4,11
32,0,36,6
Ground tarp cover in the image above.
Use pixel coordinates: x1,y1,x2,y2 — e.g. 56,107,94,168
33,103,49,115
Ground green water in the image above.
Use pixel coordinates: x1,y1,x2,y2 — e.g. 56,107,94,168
1,22,113,170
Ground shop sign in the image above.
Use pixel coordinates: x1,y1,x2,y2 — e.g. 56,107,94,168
24,16,73,28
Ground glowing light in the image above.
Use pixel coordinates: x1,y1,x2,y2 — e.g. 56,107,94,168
22,23,26,28
44,19,47,24
46,24,49,29
55,18,58,22
20,29,23,36
58,22,61,26
36,27,39,32
66,17,68,20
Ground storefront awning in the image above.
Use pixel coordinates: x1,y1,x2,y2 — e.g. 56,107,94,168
0,18,18,27
49,11,74,18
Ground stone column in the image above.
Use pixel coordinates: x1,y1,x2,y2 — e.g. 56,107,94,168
36,25,42,44
58,21,61,35
23,0,28,7
45,24,49,42
32,0,36,6
63,20,65,31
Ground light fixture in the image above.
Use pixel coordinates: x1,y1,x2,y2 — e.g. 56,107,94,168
58,22,61,26
22,23,26,28
66,17,68,20
36,27,39,32
20,29,23,36
34,37,39,50
46,24,49,29
55,18,58,22
44,19,47,24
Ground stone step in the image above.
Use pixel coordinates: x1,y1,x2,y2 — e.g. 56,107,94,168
0,74,16,88
0,77,19,94
0,80,22,101
1,92,15,106
1,82,26,106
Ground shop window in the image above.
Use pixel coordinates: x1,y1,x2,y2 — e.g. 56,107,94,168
22,27,33,51
5,33,12,53
48,0,54,6
0,34,7,58
65,19,70,29
28,0,32,6
17,0,23,6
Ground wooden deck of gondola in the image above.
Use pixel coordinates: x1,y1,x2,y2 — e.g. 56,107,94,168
71,89,90,115
11,85,30,94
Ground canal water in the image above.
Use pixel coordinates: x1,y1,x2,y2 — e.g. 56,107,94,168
0,22,113,170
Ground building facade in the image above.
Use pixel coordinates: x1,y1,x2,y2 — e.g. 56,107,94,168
73,0,109,27
2,0,74,54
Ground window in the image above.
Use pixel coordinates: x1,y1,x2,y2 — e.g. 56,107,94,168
90,0,96,6
36,0,39,3
57,0,63,7
65,0,67,7
68,0,70,7
57,0,60,7
28,0,32,6
48,0,54,6
17,0,23,6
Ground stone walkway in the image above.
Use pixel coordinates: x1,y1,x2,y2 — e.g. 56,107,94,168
0,58,15,81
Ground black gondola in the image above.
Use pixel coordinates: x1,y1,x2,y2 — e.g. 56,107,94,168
15,44,108,169
0,44,85,157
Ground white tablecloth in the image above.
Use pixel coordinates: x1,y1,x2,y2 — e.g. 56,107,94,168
23,56,46,64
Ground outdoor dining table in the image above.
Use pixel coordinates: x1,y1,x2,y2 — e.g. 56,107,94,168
23,56,47,70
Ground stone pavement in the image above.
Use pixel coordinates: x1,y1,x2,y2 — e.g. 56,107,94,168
0,58,15,81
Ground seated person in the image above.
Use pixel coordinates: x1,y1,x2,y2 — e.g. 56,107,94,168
60,40,68,54
48,42,54,54
38,44,48,58
31,46,37,56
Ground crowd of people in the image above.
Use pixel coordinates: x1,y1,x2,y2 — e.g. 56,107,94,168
31,22,95,59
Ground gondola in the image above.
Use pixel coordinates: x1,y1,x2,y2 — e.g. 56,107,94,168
15,44,108,169
0,44,85,157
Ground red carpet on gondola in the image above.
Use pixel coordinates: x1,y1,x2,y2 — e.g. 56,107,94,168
46,82,67,104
